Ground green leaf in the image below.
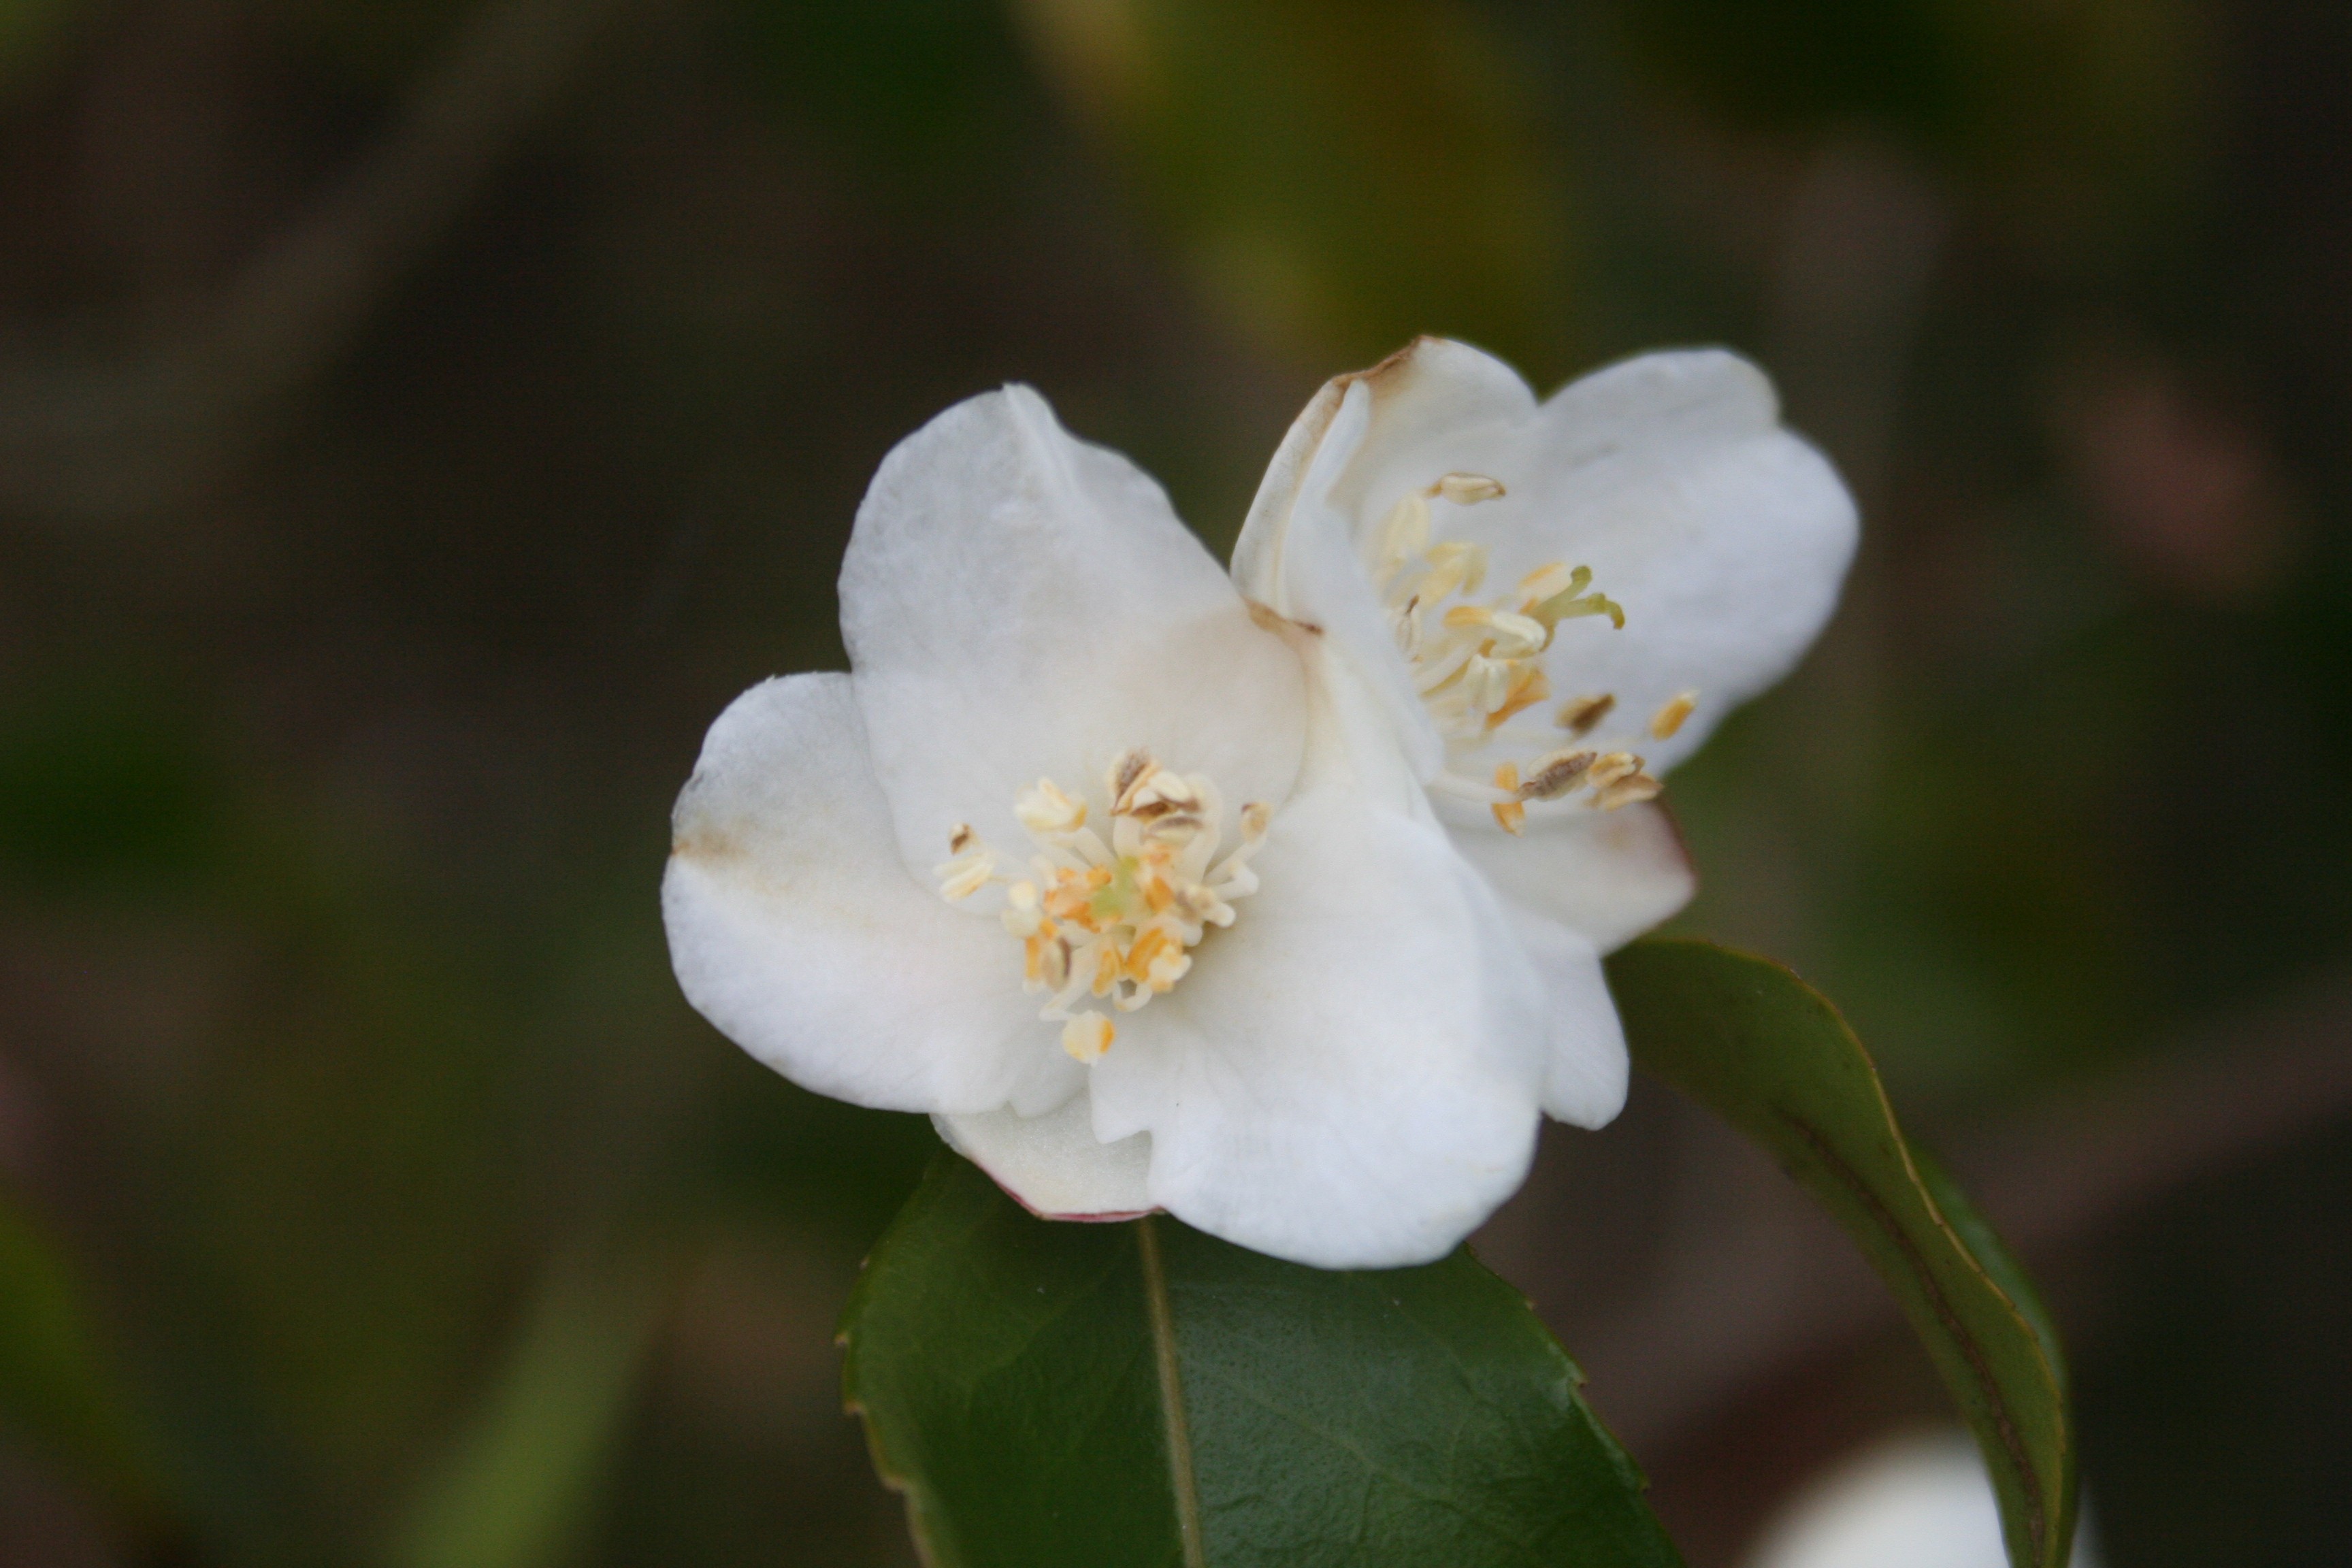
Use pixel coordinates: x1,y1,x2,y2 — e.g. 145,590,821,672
0,1186,174,1529
386,1256,664,1568
840,1151,1683,1568
1605,938,2076,1568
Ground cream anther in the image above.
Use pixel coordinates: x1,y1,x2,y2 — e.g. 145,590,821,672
1517,561,1582,604
1484,661,1551,729
1565,750,1662,811
1373,492,1433,576
1434,472,1507,504
1109,749,1155,810
1443,604,1548,655
1519,748,1597,801
1002,879,1045,934
1416,540,1488,600
934,826,998,900
1595,773,1664,811
936,748,1269,1061
1490,762,1526,835
1015,779,1087,835
1062,1013,1113,1063
1586,752,1643,791
1650,691,1697,740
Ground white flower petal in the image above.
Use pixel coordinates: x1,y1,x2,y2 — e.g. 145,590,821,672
933,1097,1153,1220
1436,796,1696,955
664,673,1079,1117
1432,794,1687,1126
1084,779,1551,1270
1282,627,1437,822
840,385,1305,872
1492,908,1631,1128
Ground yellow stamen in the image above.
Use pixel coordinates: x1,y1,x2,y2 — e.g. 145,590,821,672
1002,881,1048,938
1442,603,1548,654
934,825,998,900
1516,561,1582,605
938,749,1270,1050
1596,773,1664,811
1045,865,1111,924
1486,662,1552,729
1520,749,1597,801
1586,751,1644,791
1373,492,1432,577
1434,472,1507,504
1015,779,1088,835
1062,1013,1114,1062
1650,691,1697,740
1491,762,1526,835
1420,540,1488,600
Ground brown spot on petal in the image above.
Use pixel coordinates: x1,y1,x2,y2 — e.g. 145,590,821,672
670,825,741,863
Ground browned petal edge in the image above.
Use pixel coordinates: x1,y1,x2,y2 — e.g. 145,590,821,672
1338,334,1444,393
1232,336,1439,578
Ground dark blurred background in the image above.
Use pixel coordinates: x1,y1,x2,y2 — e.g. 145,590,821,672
0,0,2346,1563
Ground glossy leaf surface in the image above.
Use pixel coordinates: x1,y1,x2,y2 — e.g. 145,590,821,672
1605,938,2076,1568
840,1152,1682,1568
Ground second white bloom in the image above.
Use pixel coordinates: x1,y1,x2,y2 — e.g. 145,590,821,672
1234,338,1858,1131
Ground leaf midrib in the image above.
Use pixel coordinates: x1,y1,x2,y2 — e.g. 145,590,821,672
1137,1217,1206,1568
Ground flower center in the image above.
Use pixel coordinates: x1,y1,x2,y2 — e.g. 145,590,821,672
1367,472,1687,834
933,749,1270,1063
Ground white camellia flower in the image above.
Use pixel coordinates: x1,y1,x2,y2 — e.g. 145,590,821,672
664,340,1855,1269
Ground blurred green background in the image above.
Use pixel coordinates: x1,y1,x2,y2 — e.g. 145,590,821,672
0,0,2346,1563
